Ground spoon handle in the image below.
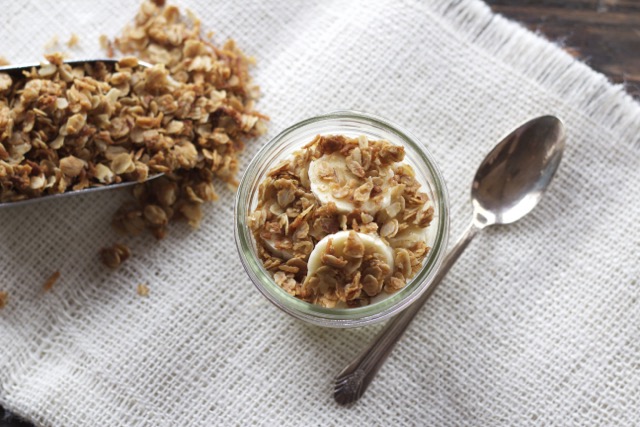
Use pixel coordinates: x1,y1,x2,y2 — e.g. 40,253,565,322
333,222,480,405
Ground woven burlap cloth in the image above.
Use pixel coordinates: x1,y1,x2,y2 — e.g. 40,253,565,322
1,0,639,425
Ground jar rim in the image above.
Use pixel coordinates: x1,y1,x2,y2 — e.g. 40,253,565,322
234,110,450,327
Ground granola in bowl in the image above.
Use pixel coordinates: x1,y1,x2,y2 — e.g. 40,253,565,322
235,111,449,327
0,0,268,271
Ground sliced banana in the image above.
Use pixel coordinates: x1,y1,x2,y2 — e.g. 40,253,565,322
308,152,392,215
386,202,436,247
387,224,433,249
306,230,394,278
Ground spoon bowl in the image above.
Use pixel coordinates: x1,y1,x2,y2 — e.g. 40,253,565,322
472,116,565,226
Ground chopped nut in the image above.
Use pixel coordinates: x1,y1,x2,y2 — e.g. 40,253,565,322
378,144,405,164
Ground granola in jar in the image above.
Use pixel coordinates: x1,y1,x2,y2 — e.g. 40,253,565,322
249,134,435,308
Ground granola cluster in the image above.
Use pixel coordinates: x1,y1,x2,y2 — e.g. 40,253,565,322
0,0,267,268
106,0,267,239
0,54,167,202
249,135,434,308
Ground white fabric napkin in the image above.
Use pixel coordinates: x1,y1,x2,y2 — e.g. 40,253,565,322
1,0,639,425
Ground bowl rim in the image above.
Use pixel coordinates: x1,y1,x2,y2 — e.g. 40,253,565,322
234,110,450,327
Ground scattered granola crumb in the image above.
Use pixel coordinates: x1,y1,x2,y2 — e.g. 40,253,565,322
43,271,61,292
100,243,131,269
137,283,150,297
0,0,267,270
98,34,114,57
0,290,7,309
0,57,9,66
98,34,108,49
44,35,59,50
67,33,80,48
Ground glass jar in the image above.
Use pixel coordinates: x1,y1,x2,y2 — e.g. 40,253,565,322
235,111,449,328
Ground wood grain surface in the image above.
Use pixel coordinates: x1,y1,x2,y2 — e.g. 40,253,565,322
487,0,640,98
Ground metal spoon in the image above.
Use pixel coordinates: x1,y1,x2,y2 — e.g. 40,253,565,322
334,115,566,405
0,59,160,209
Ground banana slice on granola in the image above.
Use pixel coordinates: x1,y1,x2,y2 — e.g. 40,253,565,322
306,230,394,281
308,152,393,215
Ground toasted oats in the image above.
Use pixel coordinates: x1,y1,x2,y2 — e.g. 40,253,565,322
385,274,405,292
331,185,350,199
346,149,366,178
143,204,168,226
385,202,403,219
111,153,135,175
344,230,365,258
100,243,131,269
361,274,381,297
43,271,61,292
395,248,412,278
380,219,399,238
321,253,348,269
59,156,86,178
276,187,295,208
0,74,11,92
179,202,202,228
353,180,373,203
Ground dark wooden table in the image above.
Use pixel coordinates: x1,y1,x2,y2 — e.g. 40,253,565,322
487,0,640,97
2,2,638,426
